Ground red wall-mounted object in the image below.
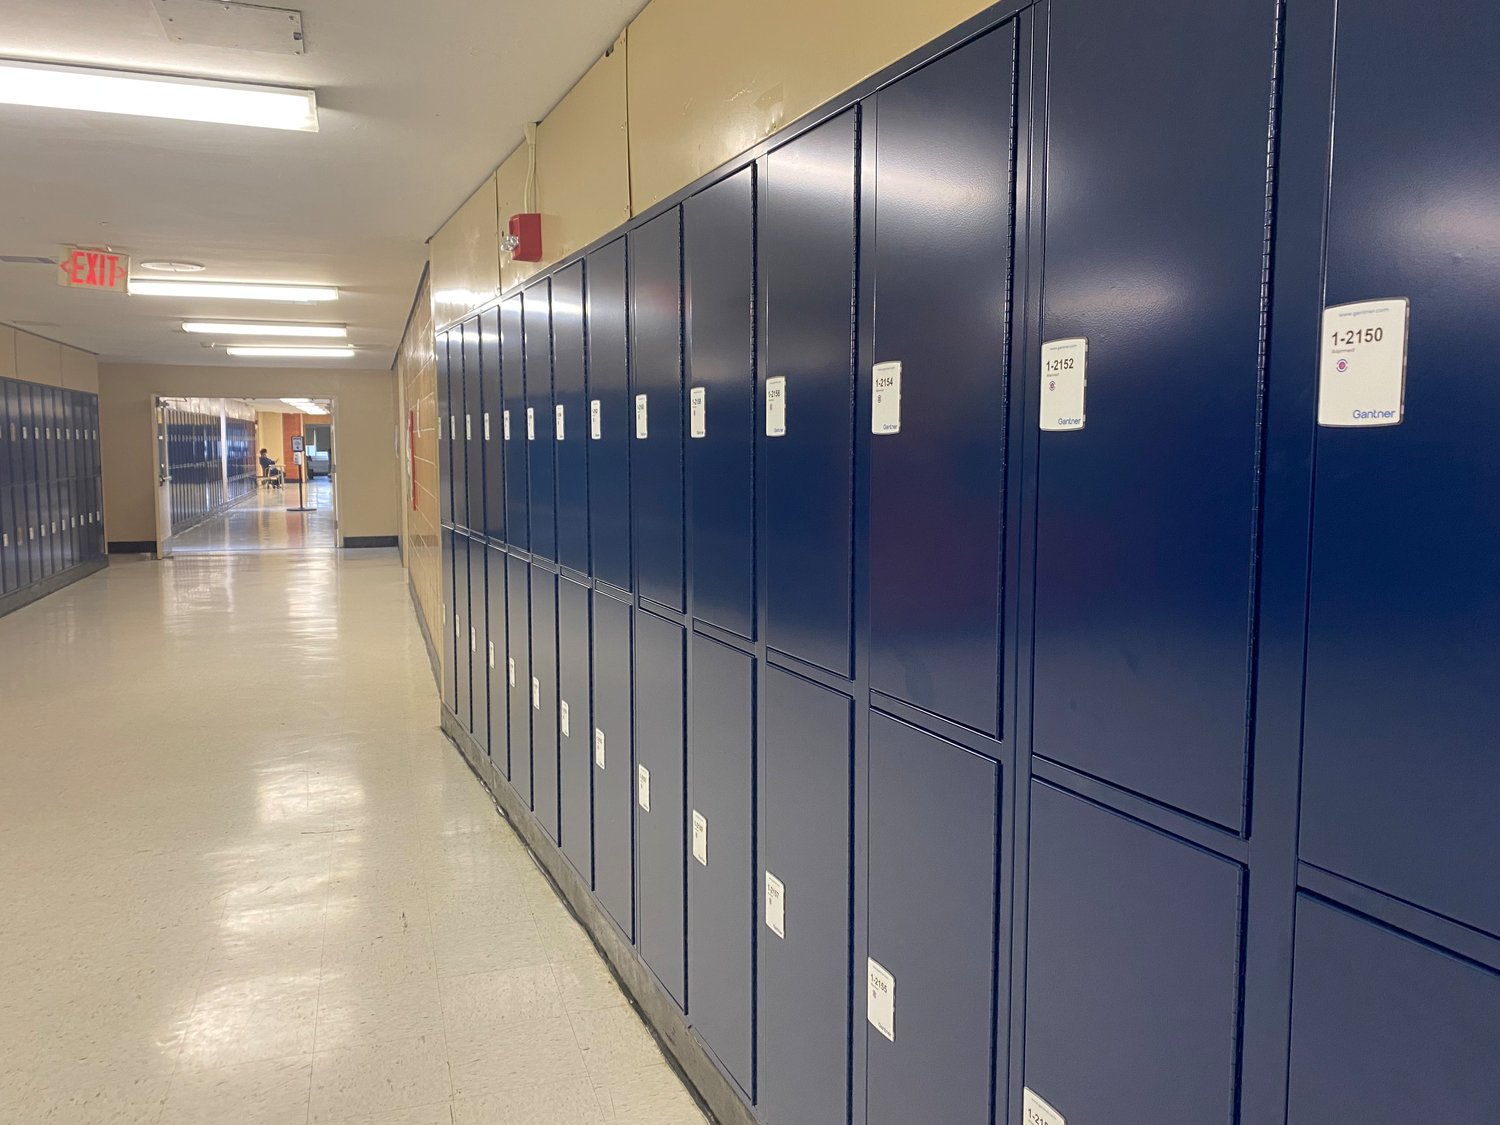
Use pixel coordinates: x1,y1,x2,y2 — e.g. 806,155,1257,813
508,212,542,262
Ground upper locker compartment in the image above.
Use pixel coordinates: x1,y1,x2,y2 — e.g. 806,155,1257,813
866,25,1015,737
553,262,589,577
437,330,454,527
480,308,505,543
630,209,686,613
587,238,632,593
463,316,485,537
684,166,756,640
501,296,530,553
1031,0,1278,829
525,282,558,562
761,109,858,678
1298,0,1500,938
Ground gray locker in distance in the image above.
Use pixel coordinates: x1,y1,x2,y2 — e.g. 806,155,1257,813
531,567,561,843
506,553,533,808
1024,782,1242,1125
866,713,999,1125
591,590,634,938
486,545,509,778
687,634,755,1095
557,575,593,884
758,667,852,1125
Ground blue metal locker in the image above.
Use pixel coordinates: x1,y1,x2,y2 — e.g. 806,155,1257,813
467,536,488,749
866,27,1014,736
761,110,858,677
480,308,506,542
487,545,509,778
592,589,635,938
1032,0,1275,830
557,575,593,883
687,634,755,1095
684,167,756,640
1025,783,1242,1125
758,667,852,1125
531,566,561,842
553,262,590,576
1298,0,1500,937
457,318,478,532
441,531,455,710
630,209,686,613
525,284,558,561
436,330,453,528
866,713,999,1125
1286,897,1500,1124
587,238,632,592
453,532,470,728
635,607,687,1007
1,486,14,593
506,554,533,807
501,296,530,552
467,317,488,535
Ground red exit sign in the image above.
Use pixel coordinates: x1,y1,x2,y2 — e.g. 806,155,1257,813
57,247,129,293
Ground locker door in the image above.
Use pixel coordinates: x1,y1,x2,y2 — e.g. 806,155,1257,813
553,262,590,575
866,27,1015,736
685,167,756,639
592,591,635,938
486,546,509,778
587,238,631,592
463,316,485,537
866,713,999,1125
630,210,686,612
635,608,687,1007
1,486,14,592
1298,0,1500,937
1024,783,1243,1125
506,554,533,806
687,635,755,1093
468,538,488,749
454,534,471,729
502,297,530,552
531,567,560,842
438,330,455,526
1287,897,1500,1124
759,668,852,1125
525,284,558,561
481,308,506,542
441,530,458,711
22,387,40,582
557,576,593,882
762,110,858,677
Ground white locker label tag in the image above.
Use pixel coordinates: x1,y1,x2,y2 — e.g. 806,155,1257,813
503,410,512,440
766,376,787,437
1039,338,1087,431
594,728,606,769
1023,1089,1066,1125
690,387,707,438
765,872,785,938
635,394,648,439
449,415,456,440
872,362,902,435
555,404,565,440
483,413,491,440
465,414,472,440
508,657,516,687
590,399,602,440
488,641,495,669
470,627,476,653
692,811,708,865
560,699,570,737
531,676,540,709
1318,297,1409,427
526,407,536,440
867,958,895,1041
637,764,651,811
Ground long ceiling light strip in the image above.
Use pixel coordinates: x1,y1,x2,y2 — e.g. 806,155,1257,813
131,280,338,301
225,345,355,358
0,58,318,131
183,322,347,338
282,398,330,415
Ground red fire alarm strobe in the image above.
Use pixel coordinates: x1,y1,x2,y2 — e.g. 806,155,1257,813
508,213,542,262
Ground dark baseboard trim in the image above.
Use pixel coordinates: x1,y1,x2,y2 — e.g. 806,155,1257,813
410,578,440,688
0,556,108,619
438,707,754,1125
108,540,156,555
344,535,399,549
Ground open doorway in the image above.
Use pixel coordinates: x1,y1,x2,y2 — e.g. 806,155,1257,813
153,395,340,556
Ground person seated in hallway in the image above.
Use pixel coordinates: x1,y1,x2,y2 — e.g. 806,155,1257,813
258,448,282,488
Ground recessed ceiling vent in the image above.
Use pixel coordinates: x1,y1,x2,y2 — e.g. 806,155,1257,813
151,0,306,55
0,254,58,265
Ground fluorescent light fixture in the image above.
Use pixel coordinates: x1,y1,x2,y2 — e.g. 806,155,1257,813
282,398,329,415
130,280,338,301
0,58,318,131
183,321,348,338
225,345,355,358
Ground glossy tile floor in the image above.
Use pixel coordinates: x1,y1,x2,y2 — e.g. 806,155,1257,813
0,550,708,1125
173,477,337,554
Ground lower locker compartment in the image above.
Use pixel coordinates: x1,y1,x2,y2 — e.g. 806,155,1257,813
506,554,533,808
531,568,560,842
591,592,635,938
687,635,755,1096
866,713,1000,1125
467,539,487,751
1287,895,1500,1124
558,577,593,884
454,534,470,730
486,547,509,778
1024,782,1242,1125
758,668,853,1125
635,608,687,1008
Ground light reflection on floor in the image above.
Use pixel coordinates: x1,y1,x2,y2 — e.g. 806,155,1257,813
172,478,337,555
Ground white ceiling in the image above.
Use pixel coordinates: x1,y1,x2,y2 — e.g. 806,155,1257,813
0,0,643,368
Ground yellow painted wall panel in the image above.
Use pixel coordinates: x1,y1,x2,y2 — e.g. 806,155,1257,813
14,330,62,387
430,173,501,329
396,272,441,671
537,35,632,267
60,346,99,393
627,0,993,210
0,326,15,378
